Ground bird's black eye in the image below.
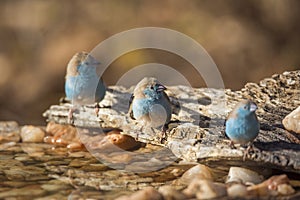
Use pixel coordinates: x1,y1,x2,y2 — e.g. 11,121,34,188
243,106,247,109
150,86,154,90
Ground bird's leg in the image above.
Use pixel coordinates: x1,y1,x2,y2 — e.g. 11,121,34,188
68,107,75,125
150,127,156,134
243,142,254,161
135,126,145,141
160,124,169,143
229,140,236,149
94,102,100,117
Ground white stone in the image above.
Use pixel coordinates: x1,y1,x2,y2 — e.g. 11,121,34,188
282,106,300,134
226,167,264,185
179,164,213,185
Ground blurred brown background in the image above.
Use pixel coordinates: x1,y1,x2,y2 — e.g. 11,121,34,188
0,0,299,125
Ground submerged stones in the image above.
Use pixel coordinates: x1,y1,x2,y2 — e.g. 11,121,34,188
183,180,227,199
0,121,20,143
116,187,163,200
158,185,187,200
45,121,141,152
247,174,295,197
44,121,83,149
227,184,248,198
86,129,142,152
123,169,296,199
0,122,299,199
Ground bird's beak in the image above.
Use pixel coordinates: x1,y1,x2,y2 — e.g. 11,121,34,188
156,84,166,92
249,102,257,112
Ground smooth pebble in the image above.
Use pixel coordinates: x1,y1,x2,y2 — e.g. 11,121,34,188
282,106,300,134
21,126,45,143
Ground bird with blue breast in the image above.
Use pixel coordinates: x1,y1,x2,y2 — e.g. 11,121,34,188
225,99,260,159
64,51,106,123
128,77,172,141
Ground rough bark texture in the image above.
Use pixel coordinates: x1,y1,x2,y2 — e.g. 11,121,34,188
43,70,300,173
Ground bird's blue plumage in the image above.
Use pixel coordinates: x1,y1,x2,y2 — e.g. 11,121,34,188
225,100,260,145
129,77,172,129
64,52,106,105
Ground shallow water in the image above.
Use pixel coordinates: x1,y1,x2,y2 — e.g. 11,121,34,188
0,141,199,199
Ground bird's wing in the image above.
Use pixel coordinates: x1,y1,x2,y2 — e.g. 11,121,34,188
128,93,135,120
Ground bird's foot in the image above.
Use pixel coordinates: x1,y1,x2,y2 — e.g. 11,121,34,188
135,126,144,141
94,103,100,117
92,103,111,117
229,140,236,149
160,124,168,144
68,108,75,125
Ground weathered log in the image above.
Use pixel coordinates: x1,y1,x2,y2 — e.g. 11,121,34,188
43,70,300,173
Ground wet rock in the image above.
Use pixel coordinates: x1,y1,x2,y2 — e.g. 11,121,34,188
21,125,45,143
35,193,70,200
0,159,23,171
283,106,300,134
226,167,264,185
4,166,47,181
45,121,83,149
80,163,109,171
0,185,46,198
116,187,163,200
277,184,295,196
20,143,52,157
0,142,17,150
227,184,248,198
179,164,213,185
41,180,72,192
261,174,290,191
0,181,29,188
67,142,83,149
247,174,294,197
68,151,90,158
0,121,20,143
14,155,31,161
67,187,112,200
158,185,187,200
290,180,300,188
86,129,141,152
183,179,227,199
107,129,141,150
98,152,133,164
68,158,96,167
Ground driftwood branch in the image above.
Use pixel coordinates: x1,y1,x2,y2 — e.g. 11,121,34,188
43,70,300,173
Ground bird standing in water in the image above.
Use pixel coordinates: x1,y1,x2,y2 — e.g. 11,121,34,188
128,77,172,141
225,99,260,159
65,51,106,123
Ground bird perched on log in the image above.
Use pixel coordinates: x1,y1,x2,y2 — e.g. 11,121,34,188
65,51,106,123
225,99,260,159
128,77,172,141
